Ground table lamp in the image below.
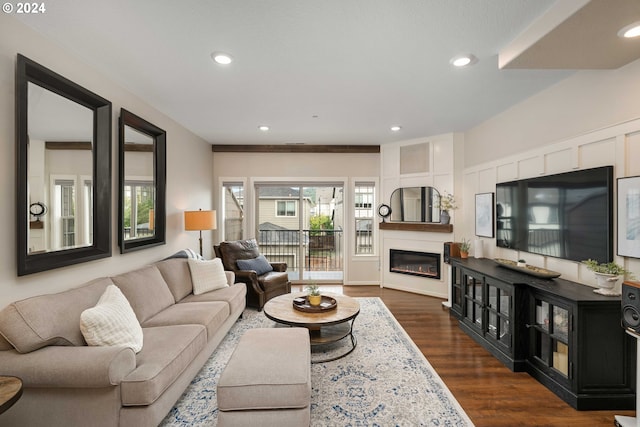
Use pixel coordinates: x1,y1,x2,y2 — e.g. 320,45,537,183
184,209,216,256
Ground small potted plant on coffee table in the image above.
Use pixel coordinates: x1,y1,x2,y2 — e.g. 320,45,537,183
582,259,632,296
306,284,322,306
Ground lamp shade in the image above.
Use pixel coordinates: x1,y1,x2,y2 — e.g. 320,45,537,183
184,210,216,231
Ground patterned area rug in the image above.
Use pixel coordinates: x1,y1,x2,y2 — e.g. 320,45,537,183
161,297,474,426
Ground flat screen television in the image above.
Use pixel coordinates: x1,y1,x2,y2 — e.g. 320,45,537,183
496,166,613,263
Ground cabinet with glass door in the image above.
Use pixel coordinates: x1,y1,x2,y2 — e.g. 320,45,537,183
461,269,484,334
450,264,463,319
485,277,513,355
527,292,571,390
449,257,635,410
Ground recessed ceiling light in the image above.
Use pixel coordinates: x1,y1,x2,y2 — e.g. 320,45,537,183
211,51,233,65
390,126,402,132
258,125,270,131
450,54,477,67
618,22,640,38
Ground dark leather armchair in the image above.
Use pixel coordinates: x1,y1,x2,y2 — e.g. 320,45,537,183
214,238,291,310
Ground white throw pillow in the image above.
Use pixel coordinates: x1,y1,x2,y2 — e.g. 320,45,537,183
188,257,229,295
80,285,143,353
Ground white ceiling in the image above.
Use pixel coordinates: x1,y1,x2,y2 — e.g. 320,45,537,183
13,0,640,145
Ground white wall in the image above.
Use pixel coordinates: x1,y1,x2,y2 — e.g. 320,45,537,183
465,58,640,167
462,59,640,289
212,151,380,285
0,15,215,309
379,133,464,298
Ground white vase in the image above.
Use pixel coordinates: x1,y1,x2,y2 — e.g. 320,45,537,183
474,239,483,258
593,272,622,296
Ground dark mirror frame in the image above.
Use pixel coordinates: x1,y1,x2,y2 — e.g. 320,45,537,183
118,109,166,253
16,54,112,276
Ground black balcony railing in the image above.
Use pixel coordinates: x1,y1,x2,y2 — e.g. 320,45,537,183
258,229,343,278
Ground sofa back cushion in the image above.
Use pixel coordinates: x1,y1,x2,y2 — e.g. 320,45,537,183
0,334,12,351
111,265,175,323
0,277,113,353
154,258,193,302
218,238,261,272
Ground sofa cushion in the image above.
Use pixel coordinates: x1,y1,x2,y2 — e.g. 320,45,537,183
0,334,12,350
0,277,113,353
142,301,229,340
154,258,193,302
180,283,246,315
80,285,144,353
188,258,229,295
236,254,273,275
111,265,175,324
121,324,206,406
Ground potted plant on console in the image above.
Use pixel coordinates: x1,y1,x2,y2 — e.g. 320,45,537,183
459,239,471,259
306,284,322,306
582,259,632,296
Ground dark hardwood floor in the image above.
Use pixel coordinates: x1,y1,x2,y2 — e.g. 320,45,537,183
293,284,633,426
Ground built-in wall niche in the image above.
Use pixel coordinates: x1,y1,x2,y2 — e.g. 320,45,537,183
400,142,429,175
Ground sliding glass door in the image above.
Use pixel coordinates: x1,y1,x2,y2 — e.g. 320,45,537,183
255,183,344,282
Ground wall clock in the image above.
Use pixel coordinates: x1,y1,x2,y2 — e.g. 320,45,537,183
377,203,391,222
29,202,47,220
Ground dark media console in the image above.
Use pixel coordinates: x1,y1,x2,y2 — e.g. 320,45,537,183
449,257,635,410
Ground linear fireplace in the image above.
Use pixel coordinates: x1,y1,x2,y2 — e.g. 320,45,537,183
389,249,441,279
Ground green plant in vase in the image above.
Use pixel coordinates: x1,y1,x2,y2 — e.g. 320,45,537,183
459,239,471,258
305,284,322,306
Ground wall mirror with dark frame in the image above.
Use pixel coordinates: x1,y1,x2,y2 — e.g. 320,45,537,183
118,109,166,253
16,54,112,276
389,186,441,223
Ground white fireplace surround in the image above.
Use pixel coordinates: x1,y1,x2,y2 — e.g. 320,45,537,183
381,231,451,298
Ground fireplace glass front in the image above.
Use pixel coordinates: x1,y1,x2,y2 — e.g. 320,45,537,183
389,249,441,279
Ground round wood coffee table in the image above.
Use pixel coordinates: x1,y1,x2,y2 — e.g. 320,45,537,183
0,376,23,414
263,292,360,363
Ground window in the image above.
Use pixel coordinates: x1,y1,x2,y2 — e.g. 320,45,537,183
276,200,297,217
355,182,375,254
55,179,76,248
123,181,155,240
223,182,244,241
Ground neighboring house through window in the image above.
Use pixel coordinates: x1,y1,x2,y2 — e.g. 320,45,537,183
354,182,374,254
223,182,244,241
276,200,297,217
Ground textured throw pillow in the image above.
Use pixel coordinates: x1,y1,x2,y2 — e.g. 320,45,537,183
236,254,273,275
80,285,143,353
188,257,229,295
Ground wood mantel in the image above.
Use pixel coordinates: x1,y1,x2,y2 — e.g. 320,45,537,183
378,222,453,232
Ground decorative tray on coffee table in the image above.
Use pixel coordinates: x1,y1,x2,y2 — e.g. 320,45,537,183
494,258,561,279
292,295,337,312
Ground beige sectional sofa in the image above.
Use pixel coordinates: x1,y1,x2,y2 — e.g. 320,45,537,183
0,257,246,427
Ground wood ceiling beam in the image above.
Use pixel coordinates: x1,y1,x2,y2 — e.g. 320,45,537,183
211,144,380,153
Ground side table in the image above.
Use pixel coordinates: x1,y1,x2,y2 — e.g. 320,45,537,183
0,376,23,414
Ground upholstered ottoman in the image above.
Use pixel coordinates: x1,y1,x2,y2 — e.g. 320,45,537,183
217,327,311,427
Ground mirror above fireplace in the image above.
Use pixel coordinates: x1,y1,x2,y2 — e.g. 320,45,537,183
389,186,441,223
380,186,452,232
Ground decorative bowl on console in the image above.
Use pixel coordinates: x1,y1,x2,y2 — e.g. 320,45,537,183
494,258,561,279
